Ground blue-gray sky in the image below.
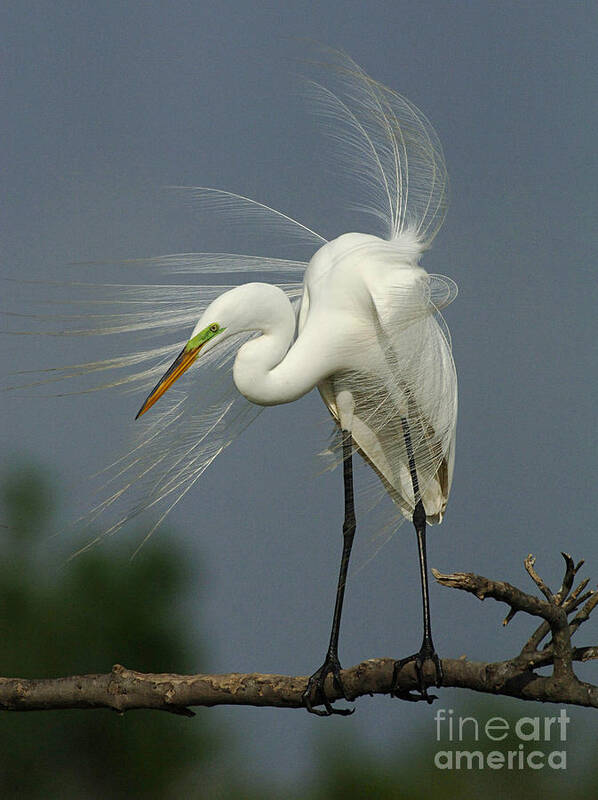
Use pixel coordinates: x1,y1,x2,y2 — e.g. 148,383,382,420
2,0,597,788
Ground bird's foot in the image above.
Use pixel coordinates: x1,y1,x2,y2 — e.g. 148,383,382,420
302,653,355,717
391,639,443,703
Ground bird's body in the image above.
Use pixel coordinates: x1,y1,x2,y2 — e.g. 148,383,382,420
300,232,456,523
193,231,456,528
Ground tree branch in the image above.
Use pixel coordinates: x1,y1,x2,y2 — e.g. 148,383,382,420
1,553,597,715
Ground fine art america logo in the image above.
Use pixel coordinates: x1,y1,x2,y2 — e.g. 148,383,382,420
434,708,569,770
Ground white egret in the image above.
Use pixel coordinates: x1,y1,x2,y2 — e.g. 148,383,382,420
18,49,458,714
136,230,457,714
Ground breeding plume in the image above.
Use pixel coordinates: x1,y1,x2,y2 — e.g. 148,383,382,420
26,50,458,714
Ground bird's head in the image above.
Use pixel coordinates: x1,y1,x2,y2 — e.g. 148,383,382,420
134,283,287,419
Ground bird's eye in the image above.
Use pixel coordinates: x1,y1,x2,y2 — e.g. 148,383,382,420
209,324,219,333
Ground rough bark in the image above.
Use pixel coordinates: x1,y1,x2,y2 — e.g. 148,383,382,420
2,553,597,716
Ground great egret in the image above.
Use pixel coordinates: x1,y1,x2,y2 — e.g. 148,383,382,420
19,49,458,715
136,230,457,714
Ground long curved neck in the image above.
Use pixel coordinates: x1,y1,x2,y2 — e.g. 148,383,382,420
232,288,323,406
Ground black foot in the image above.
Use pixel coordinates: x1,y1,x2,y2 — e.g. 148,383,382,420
302,654,355,717
391,641,443,704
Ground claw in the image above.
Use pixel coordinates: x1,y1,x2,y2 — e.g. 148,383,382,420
391,642,443,703
302,655,355,716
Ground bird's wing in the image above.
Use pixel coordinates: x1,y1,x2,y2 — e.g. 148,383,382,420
319,267,457,525
306,47,448,245
368,274,457,522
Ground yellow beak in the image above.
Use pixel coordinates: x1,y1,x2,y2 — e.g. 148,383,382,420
135,344,201,419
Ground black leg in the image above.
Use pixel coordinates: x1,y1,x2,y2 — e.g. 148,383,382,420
302,429,356,716
391,418,443,703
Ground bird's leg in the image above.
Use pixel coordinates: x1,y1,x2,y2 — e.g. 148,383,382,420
391,501,444,701
391,418,443,703
302,429,356,717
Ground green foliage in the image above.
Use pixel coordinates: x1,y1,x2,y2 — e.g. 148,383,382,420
0,466,219,799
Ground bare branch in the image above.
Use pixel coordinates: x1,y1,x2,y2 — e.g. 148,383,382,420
569,590,598,635
1,553,597,715
573,646,598,663
524,554,554,603
554,552,577,605
565,578,591,611
0,655,597,715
